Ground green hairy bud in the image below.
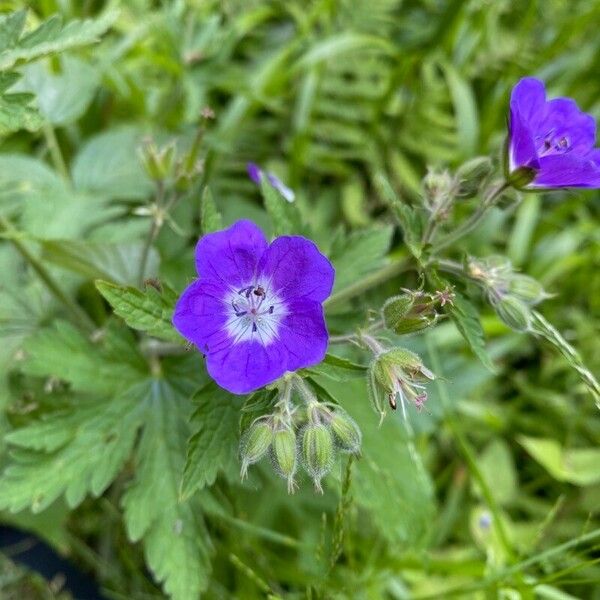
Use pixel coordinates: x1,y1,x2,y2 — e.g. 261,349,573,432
239,420,273,479
506,166,536,189
302,424,334,493
508,274,548,305
492,295,531,331
456,156,493,198
330,410,362,454
271,427,298,493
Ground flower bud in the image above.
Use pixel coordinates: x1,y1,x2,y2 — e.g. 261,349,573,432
508,274,548,305
456,157,493,198
492,295,531,331
506,166,536,190
423,168,455,208
382,292,439,335
239,420,273,479
330,410,361,454
271,427,298,493
302,424,334,493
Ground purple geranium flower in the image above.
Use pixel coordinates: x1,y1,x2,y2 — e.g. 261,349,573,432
507,77,600,189
247,162,295,202
173,220,334,394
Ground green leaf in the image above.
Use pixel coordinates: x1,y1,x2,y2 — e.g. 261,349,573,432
373,172,423,258
306,353,367,381
441,62,479,158
18,56,100,125
475,439,517,506
180,383,243,500
96,280,182,343
42,239,160,285
0,155,112,238
330,225,394,293
317,377,435,545
23,321,146,395
0,10,117,70
449,293,496,373
0,385,146,512
0,80,43,136
260,177,295,235
122,379,212,599
72,126,153,201
518,436,600,486
200,186,223,234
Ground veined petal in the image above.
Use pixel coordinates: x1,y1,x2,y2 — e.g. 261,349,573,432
540,97,596,154
206,339,288,394
531,154,600,188
278,298,328,372
510,78,546,128
509,107,540,172
258,236,334,303
172,280,231,354
195,220,268,287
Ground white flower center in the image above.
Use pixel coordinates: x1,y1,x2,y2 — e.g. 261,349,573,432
224,283,287,346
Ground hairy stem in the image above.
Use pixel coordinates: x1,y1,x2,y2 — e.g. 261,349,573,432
432,181,510,252
531,311,600,410
325,257,409,310
0,216,94,332
43,123,70,182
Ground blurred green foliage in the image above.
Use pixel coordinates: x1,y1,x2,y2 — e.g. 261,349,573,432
0,0,599,598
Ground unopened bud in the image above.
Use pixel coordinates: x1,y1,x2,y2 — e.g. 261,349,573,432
271,428,298,493
507,166,536,190
455,157,493,198
239,420,273,479
423,168,454,207
508,274,548,305
302,424,334,493
492,295,531,331
382,293,438,335
330,410,361,454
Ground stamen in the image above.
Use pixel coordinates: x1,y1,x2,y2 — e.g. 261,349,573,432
268,306,274,314
252,322,258,333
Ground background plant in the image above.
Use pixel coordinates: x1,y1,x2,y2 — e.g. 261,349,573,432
0,1,599,599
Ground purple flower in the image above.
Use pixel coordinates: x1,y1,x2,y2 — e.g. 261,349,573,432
173,220,334,394
247,162,295,202
508,77,600,189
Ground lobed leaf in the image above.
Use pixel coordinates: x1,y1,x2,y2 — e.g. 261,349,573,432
96,280,182,343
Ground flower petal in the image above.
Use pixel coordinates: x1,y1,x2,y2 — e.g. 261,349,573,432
510,78,546,127
278,298,329,372
195,220,268,287
247,162,262,184
539,97,596,154
206,339,288,394
532,154,600,188
258,235,334,303
172,280,231,353
509,109,540,172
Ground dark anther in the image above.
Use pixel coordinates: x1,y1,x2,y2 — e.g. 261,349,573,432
252,323,258,333
253,286,265,297
231,301,247,317
268,305,274,314
388,394,397,410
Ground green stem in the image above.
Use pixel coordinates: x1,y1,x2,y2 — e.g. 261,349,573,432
531,311,600,410
432,182,510,252
324,257,409,310
425,335,514,561
43,123,70,182
413,527,600,599
0,216,93,332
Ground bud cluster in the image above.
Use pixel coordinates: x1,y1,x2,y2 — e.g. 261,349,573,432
467,256,550,331
422,157,493,225
139,134,204,192
239,377,361,493
363,337,435,422
382,287,454,335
